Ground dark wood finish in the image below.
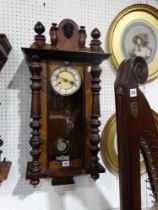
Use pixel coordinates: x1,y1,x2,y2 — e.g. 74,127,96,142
0,33,12,181
33,22,46,49
29,56,42,186
47,63,84,173
22,48,109,62
114,57,148,210
50,23,58,48
23,19,110,186
79,26,87,49
0,161,12,181
56,19,80,51
0,137,4,175
52,177,74,185
28,23,46,186
0,34,11,70
115,56,158,208
88,29,104,180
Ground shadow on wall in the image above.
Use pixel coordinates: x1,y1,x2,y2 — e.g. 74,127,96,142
8,60,112,210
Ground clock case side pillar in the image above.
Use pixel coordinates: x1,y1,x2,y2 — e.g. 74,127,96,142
27,55,42,186
86,29,105,179
87,61,105,179
26,22,46,186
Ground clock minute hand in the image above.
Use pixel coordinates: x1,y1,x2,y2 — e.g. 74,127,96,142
58,75,67,82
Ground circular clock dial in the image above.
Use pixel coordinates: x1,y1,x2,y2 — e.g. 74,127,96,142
50,66,81,96
56,141,67,152
55,138,69,154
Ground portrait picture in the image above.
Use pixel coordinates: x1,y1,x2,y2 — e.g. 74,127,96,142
108,4,158,81
121,20,157,64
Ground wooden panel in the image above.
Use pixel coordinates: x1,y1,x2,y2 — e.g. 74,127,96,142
84,71,91,168
39,61,92,176
47,62,85,173
56,19,80,51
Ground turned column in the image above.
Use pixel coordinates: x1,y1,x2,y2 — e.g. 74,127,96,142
29,22,45,186
89,29,102,179
79,26,87,49
29,55,42,186
49,23,58,48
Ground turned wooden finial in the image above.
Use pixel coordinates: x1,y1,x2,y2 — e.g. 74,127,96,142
33,22,46,48
79,26,87,49
50,23,58,48
91,28,100,39
90,28,102,52
34,22,45,35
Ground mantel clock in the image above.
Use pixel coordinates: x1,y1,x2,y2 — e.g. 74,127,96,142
22,19,110,186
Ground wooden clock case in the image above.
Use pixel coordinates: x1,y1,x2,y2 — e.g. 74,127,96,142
22,19,110,186
0,34,11,71
0,33,12,181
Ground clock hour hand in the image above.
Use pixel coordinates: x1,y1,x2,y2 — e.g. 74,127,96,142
58,76,75,85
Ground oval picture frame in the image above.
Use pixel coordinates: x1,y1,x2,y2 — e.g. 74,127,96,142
107,4,158,81
101,110,158,176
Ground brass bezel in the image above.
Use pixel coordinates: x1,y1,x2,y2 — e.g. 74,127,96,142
55,138,69,154
50,65,81,96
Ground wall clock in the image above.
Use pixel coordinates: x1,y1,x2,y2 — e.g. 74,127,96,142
22,19,110,186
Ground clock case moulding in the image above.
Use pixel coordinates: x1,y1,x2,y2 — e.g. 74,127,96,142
22,19,110,186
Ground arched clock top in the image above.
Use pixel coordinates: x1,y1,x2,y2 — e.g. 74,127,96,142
25,19,109,55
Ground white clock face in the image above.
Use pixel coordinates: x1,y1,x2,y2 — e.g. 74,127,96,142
56,141,67,152
50,66,81,96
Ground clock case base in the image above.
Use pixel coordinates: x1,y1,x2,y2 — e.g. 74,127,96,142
26,161,105,185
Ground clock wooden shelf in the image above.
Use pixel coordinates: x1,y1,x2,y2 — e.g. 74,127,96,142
22,19,110,186
0,33,12,181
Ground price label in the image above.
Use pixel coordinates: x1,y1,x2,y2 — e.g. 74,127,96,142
62,161,70,167
130,88,137,97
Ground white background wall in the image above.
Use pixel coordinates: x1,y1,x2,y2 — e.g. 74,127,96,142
0,0,158,209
